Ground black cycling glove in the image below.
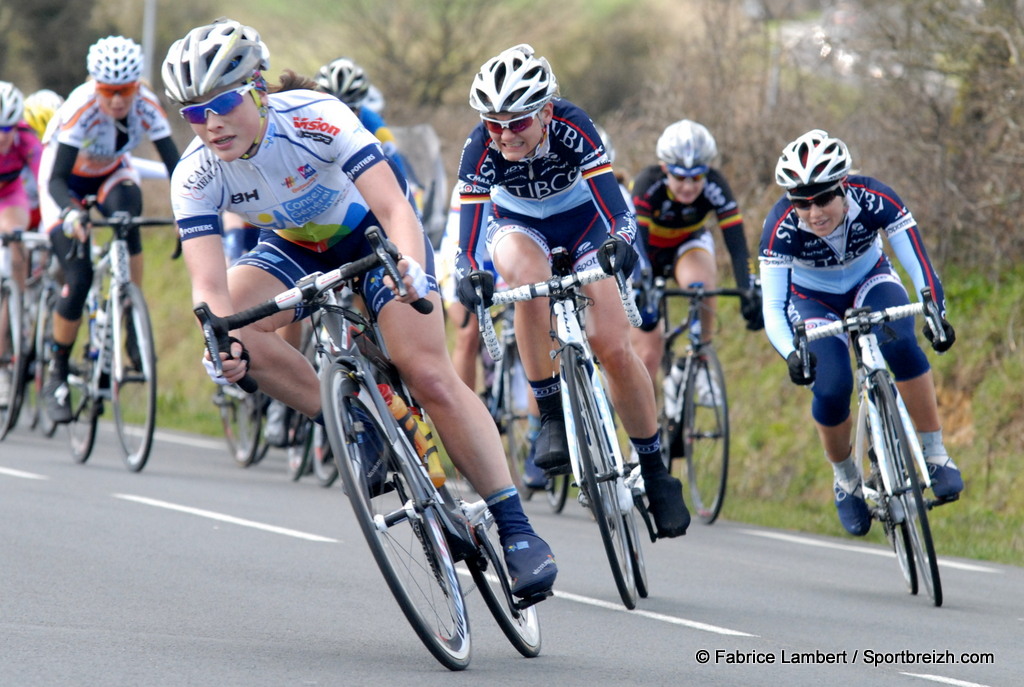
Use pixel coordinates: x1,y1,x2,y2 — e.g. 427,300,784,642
456,270,495,310
786,350,816,386
740,286,764,331
923,318,956,353
597,236,637,277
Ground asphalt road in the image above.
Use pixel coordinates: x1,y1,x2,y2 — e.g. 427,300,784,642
1,421,1020,686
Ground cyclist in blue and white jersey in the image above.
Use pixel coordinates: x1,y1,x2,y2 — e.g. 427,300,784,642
759,129,963,536
454,44,690,538
162,19,557,598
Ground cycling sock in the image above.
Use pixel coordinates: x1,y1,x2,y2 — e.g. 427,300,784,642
632,432,664,477
831,453,861,494
919,429,951,461
50,342,73,380
530,376,562,423
485,487,533,545
310,410,324,427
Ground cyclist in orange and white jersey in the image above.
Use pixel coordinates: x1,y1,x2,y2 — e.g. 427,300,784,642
37,35,179,423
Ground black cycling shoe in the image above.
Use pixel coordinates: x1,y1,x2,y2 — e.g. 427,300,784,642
503,533,558,598
644,472,690,538
532,417,570,475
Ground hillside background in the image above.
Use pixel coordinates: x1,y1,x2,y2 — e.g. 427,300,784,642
3,0,1021,564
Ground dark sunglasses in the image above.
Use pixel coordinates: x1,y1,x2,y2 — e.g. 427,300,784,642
481,110,538,135
180,83,255,124
668,171,705,182
789,186,843,210
95,82,139,99
0,125,15,133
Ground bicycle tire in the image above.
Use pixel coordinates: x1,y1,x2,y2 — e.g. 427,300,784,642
66,351,98,465
0,278,25,439
875,373,942,606
564,346,637,609
216,387,265,467
866,439,917,595
111,284,156,471
323,362,471,670
32,286,57,437
545,472,569,513
682,345,729,524
311,424,339,487
465,512,542,657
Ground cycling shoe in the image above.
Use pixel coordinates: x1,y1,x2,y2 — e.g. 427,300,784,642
644,472,690,538
503,533,558,598
834,480,871,536
532,417,570,475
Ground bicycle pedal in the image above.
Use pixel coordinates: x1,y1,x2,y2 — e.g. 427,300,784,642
514,590,552,611
928,493,959,508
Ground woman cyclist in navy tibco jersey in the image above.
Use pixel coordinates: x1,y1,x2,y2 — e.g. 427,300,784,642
38,35,180,424
629,119,762,397
161,19,557,599
759,129,962,537
454,44,690,538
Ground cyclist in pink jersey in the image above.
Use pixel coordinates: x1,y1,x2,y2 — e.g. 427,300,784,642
0,82,43,404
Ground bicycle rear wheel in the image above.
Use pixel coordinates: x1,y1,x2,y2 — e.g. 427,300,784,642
111,284,156,471
463,505,542,657
311,425,339,487
0,278,25,439
683,345,729,524
323,362,471,670
545,472,569,513
565,347,637,609
875,375,942,606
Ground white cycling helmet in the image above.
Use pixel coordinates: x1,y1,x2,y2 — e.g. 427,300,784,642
656,119,717,175
25,88,64,112
595,123,615,163
161,18,270,103
775,129,852,190
87,36,144,85
315,57,370,106
469,43,558,115
0,81,25,127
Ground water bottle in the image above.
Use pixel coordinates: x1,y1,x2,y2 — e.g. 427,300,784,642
379,384,446,487
662,359,686,420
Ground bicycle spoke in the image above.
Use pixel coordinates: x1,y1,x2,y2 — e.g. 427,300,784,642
684,346,729,524
111,284,156,471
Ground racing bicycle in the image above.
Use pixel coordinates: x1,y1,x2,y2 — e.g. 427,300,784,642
657,280,749,524
794,288,952,606
194,227,545,670
476,247,650,609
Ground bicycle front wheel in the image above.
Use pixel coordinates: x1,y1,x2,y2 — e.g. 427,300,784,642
323,362,471,670
66,353,98,464
875,373,942,606
32,285,58,438
683,345,729,524
111,284,156,471
0,278,25,439
216,387,266,467
565,347,637,609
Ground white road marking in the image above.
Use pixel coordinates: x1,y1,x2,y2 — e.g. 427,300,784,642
742,529,1000,573
902,672,993,687
0,466,49,480
114,493,338,542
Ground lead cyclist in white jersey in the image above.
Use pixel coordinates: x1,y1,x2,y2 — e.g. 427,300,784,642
162,19,557,598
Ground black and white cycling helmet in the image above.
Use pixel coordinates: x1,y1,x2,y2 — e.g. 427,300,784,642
87,36,144,85
315,57,370,107
469,43,558,115
0,81,25,127
162,19,270,103
656,119,717,175
774,129,851,190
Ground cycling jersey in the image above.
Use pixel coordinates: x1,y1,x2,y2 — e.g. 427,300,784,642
631,165,751,289
0,123,42,202
455,98,634,276
37,81,176,228
759,174,945,360
172,89,402,251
